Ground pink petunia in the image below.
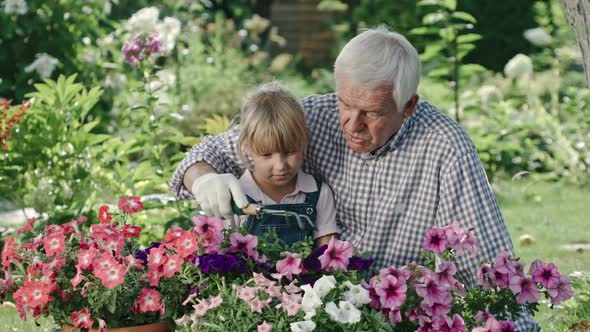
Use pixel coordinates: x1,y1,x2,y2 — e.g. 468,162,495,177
546,274,575,305
422,226,448,254
509,276,540,304
258,321,273,332
135,288,162,312
193,299,210,317
434,260,457,288
71,308,94,329
375,275,407,309
529,259,561,289
436,314,466,332
118,196,144,214
147,246,167,269
147,268,163,287
227,233,259,258
318,237,354,271
98,205,112,224
275,252,303,281
76,247,98,270
43,233,66,257
193,215,224,238
414,274,452,306
477,263,492,290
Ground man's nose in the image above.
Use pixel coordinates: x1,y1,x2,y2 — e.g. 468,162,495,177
347,110,365,132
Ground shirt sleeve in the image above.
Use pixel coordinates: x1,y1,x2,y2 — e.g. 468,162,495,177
436,151,540,331
312,183,340,239
168,128,244,200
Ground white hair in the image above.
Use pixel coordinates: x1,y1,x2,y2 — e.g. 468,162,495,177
334,26,421,112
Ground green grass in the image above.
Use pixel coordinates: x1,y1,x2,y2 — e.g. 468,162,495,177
0,180,588,330
495,178,590,330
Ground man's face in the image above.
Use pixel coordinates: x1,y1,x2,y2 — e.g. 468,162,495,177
336,78,415,153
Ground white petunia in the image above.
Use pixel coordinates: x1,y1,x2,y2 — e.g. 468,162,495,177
504,54,533,79
342,281,371,307
3,0,27,15
325,301,362,324
300,285,323,313
125,7,160,35
523,27,551,47
290,320,316,332
338,301,362,324
303,308,316,320
25,53,59,79
312,275,336,298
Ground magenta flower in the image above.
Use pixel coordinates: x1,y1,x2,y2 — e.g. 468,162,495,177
121,33,163,65
422,226,448,254
436,313,466,332
374,275,408,309
379,266,411,284
434,260,457,288
414,274,452,306
508,276,540,304
420,300,451,318
443,222,478,256
317,237,354,271
477,263,492,290
490,268,510,289
193,215,224,239
492,251,516,274
473,316,515,332
227,233,258,258
529,259,561,289
546,274,574,305
275,252,303,281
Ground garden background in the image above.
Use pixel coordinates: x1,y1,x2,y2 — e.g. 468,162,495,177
0,0,588,330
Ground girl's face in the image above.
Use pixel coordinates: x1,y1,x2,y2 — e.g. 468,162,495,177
248,150,304,191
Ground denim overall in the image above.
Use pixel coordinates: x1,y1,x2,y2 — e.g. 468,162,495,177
246,180,321,246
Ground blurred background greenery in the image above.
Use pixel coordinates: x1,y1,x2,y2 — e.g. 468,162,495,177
0,0,588,330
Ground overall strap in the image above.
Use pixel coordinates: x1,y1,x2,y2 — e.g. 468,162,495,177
303,177,322,207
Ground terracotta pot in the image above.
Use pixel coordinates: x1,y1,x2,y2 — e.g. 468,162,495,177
61,321,170,332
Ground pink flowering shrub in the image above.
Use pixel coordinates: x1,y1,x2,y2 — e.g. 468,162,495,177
173,223,574,332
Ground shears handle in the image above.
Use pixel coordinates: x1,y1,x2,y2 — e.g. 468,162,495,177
232,201,259,216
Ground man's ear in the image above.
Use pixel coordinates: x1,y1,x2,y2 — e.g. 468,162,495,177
402,94,419,118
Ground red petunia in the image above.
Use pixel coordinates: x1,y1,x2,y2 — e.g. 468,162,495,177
43,233,66,257
134,288,162,313
118,196,144,214
99,205,112,224
123,225,141,238
71,308,94,329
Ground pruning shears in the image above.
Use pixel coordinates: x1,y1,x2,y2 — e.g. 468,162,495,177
232,200,315,231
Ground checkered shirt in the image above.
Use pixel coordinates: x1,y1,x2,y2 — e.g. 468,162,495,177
170,93,539,331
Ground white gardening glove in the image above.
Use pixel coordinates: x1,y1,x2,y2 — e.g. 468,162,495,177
190,173,249,220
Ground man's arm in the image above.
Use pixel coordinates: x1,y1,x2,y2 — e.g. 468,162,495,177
182,162,218,193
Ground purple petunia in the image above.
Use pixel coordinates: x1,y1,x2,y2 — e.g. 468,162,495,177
302,244,327,272
348,256,375,271
195,254,246,274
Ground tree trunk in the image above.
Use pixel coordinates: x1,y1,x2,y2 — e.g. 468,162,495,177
559,0,590,87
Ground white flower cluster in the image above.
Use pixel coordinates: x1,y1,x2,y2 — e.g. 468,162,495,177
24,53,59,79
2,0,27,15
291,276,371,331
523,27,551,47
124,7,181,53
504,54,533,79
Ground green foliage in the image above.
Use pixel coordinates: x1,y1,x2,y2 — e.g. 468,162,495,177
411,0,486,123
0,75,114,221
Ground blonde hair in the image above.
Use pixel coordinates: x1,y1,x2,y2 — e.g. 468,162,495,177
238,82,310,161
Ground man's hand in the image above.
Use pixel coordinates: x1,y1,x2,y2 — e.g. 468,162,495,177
190,173,249,220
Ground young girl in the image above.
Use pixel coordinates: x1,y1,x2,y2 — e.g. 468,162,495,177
235,81,339,247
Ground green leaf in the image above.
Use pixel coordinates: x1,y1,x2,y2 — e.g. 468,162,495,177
409,27,438,36
451,11,477,23
420,44,445,61
460,63,487,74
457,33,482,44
427,67,451,78
441,0,457,11
107,291,117,314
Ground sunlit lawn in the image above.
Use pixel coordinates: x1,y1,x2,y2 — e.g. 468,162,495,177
0,179,588,330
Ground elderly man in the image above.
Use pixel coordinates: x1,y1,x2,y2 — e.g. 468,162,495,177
170,26,539,331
